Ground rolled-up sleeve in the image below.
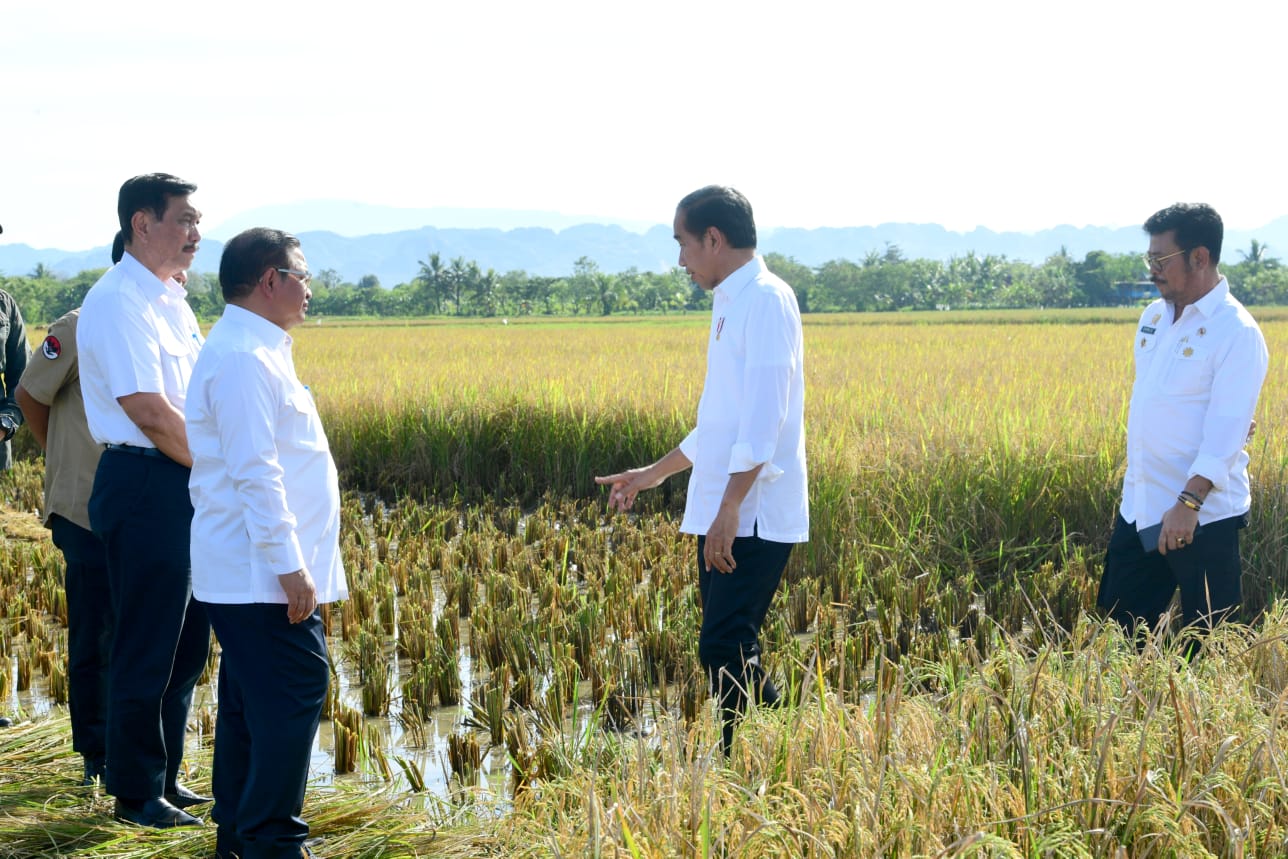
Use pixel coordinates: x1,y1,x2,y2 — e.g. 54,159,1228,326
1189,324,1268,489
678,426,699,463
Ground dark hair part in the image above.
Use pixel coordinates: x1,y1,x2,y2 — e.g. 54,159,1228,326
677,185,757,249
111,232,125,264
219,228,300,302
1144,202,1223,265
117,173,197,245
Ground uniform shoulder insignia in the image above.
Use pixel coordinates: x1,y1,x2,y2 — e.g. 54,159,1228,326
41,335,61,360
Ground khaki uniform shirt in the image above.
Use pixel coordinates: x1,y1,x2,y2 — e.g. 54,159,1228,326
21,310,102,530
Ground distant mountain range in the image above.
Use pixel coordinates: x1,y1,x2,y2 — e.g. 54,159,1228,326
5,201,1288,287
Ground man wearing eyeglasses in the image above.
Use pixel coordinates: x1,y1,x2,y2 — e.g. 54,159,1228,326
77,173,214,828
1097,203,1268,653
187,228,343,859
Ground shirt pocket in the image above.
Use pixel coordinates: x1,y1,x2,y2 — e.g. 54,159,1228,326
285,389,327,450
1134,332,1158,374
157,325,195,390
1162,343,1212,396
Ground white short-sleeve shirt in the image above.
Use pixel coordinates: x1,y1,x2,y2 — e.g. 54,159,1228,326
77,252,203,447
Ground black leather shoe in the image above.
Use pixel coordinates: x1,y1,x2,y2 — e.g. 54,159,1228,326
81,757,106,786
0,716,11,727
114,797,202,828
165,784,213,808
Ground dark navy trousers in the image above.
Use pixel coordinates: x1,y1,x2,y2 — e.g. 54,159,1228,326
205,603,329,859
1097,511,1244,640
90,449,210,801
50,514,112,764
696,529,793,754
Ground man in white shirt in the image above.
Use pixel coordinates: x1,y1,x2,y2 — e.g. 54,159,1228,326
1097,203,1268,652
188,228,347,859
597,186,808,755
78,173,211,828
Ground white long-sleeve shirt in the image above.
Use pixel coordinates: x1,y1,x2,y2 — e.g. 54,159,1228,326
678,255,809,543
78,252,202,446
187,305,347,604
1120,277,1268,529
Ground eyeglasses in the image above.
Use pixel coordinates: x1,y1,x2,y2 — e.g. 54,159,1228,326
1142,249,1187,271
275,268,312,284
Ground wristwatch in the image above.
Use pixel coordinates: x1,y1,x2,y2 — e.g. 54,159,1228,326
0,415,16,442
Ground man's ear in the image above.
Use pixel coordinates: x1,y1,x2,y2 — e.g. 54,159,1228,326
130,210,150,241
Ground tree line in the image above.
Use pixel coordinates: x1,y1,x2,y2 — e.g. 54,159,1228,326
5,241,1285,325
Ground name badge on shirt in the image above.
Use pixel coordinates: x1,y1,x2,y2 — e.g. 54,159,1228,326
1139,326,1156,335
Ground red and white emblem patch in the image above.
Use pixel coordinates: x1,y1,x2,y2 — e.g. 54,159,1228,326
41,335,62,360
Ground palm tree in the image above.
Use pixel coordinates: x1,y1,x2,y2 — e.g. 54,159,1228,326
1238,239,1279,271
415,252,447,315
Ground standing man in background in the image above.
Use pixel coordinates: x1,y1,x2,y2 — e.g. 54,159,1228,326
14,237,125,785
0,220,28,731
189,228,346,859
78,173,211,828
16,307,111,786
1097,202,1268,652
596,186,808,756
0,222,29,469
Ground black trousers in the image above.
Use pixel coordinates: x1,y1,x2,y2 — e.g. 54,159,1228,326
205,603,329,859
1097,512,1244,638
50,514,112,763
89,449,210,801
696,529,793,754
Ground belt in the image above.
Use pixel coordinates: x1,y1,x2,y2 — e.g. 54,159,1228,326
105,443,167,459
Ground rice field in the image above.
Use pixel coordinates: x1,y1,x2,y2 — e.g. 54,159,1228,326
5,308,1288,857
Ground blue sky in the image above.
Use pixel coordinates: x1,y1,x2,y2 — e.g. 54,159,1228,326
2,0,1284,250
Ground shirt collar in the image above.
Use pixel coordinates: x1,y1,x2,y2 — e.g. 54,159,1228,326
1189,276,1230,318
713,255,766,301
220,303,293,350
120,251,189,300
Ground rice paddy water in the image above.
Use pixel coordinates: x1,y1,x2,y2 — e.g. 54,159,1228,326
5,308,1288,856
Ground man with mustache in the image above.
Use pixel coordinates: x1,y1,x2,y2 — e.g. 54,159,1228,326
1097,203,1268,652
77,173,212,827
